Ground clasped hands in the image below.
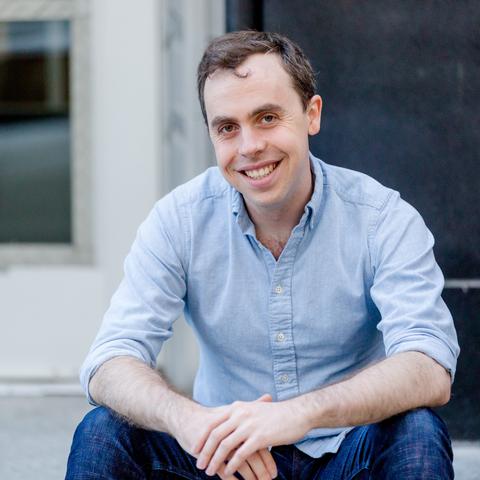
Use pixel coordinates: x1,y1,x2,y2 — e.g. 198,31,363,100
170,393,311,479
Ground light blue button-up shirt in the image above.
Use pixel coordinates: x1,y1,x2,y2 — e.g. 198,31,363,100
80,154,459,458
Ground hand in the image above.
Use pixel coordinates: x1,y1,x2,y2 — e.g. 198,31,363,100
167,397,229,458
195,394,311,477
217,448,277,480
167,396,277,479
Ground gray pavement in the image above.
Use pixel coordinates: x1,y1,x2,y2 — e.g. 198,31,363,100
0,396,478,479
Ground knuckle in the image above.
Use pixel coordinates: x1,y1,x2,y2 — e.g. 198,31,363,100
217,444,230,457
235,451,247,464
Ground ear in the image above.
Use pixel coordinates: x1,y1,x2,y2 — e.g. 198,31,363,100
307,95,322,135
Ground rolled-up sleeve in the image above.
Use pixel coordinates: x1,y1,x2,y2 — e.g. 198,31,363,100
369,191,460,382
80,190,188,403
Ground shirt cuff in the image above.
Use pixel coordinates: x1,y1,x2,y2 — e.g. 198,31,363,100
386,335,458,384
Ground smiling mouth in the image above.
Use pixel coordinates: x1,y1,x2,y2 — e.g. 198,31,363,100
242,161,280,180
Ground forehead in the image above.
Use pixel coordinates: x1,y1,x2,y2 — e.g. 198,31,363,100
204,53,301,119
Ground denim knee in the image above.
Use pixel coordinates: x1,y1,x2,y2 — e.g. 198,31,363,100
75,406,129,439
66,407,143,479
371,408,453,479
387,408,450,444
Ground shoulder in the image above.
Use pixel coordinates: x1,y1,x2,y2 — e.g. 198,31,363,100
318,159,395,212
137,167,231,260
147,167,231,221
159,166,231,210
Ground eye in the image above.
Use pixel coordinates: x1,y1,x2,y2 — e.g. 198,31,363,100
218,124,237,135
260,114,276,124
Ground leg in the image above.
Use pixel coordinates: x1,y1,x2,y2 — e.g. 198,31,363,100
66,406,220,479
368,408,454,479
311,408,454,479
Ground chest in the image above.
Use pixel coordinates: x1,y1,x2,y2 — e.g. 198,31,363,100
185,229,376,356
255,232,288,260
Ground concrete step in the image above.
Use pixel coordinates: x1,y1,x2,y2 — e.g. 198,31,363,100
0,396,478,479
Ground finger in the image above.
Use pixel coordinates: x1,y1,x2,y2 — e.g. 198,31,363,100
196,419,237,470
255,394,273,403
235,461,256,480
205,429,247,476
217,462,238,480
224,439,259,477
191,410,232,455
245,451,271,479
258,448,278,478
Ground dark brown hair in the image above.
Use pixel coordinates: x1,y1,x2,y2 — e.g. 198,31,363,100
197,30,316,124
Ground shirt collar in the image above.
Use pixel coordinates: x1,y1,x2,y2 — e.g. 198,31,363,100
231,188,256,236
231,152,324,233
305,152,324,230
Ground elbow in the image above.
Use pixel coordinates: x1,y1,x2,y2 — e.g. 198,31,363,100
432,383,451,407
430,368,452,407
416,353,453,407
439,376,452,406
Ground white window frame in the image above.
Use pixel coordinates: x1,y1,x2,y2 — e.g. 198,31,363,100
0,0,91,267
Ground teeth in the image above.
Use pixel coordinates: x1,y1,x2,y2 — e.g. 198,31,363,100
244,162,277,179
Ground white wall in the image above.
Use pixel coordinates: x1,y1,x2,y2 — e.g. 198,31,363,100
0,0,224,389
0,0,160,380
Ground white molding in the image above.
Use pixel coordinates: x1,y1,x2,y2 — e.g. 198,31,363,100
71,3,93,264
0,0,92,268
0,0,89,21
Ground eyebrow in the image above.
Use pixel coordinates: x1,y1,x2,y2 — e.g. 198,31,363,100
210,103,285,130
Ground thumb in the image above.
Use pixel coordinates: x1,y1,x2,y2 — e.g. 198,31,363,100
255,393,273,403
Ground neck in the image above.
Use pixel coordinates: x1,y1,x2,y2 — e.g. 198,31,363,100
247,171,314,240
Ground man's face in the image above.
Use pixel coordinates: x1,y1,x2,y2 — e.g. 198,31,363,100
204,53,322,217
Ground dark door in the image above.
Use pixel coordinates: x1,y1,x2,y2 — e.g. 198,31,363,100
227,0,480,439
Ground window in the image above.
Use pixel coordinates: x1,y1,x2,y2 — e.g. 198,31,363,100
0,0,90,265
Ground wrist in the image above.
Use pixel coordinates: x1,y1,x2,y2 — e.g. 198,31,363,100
284,395,316,434
161,393,198,437
291,391,325,432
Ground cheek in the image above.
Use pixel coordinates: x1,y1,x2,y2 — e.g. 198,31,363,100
214,143,236,170
268,128,297,152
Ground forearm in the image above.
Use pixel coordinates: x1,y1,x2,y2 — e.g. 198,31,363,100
89,355,191,434
90,356,278,479
295,351,451,430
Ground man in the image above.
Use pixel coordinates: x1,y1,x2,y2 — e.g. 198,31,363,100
67,31,459,479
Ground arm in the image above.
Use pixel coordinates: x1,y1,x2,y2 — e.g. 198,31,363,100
89,355,191,434
197,192,458,476
297,350,450,428
197,350,451,476
89,356,278,480
83,197,278,479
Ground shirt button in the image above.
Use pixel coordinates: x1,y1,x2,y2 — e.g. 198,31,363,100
274,285,283,294
276,332,285,342
280,374,289,383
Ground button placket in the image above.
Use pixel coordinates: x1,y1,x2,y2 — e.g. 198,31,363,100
269,234,304,399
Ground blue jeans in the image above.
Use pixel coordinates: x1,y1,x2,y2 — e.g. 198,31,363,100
66,407,453,479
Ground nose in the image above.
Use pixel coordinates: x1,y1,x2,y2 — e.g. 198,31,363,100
238,127,266,158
